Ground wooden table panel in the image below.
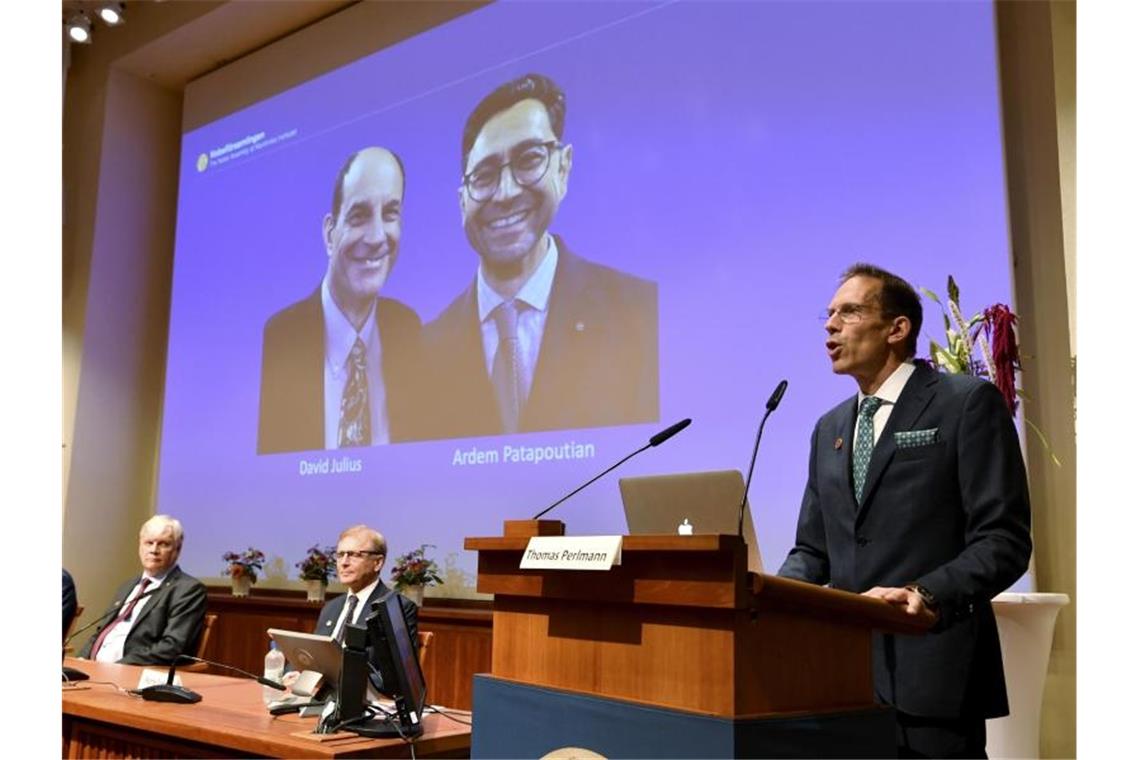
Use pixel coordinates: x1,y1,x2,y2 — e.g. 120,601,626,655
62,658,470,758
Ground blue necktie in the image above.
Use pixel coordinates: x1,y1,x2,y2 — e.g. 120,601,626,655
491,300,524,434
853,396,883,503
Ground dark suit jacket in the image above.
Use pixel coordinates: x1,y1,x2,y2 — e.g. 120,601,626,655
315,582,419,642
257,290,424,454
78,566,208,665
63,569,77,643
422,237,658,439
314,583,419,690
777,362,1032,720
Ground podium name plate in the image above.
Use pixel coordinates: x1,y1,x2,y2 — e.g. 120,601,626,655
520,536,623,570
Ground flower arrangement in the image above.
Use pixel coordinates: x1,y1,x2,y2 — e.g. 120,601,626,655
222,547,266,582
390,544,444,591
921,275,1058,465
296,544,336,584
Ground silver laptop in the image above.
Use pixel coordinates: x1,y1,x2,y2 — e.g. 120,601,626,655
619,469,764,573
267,628,342,687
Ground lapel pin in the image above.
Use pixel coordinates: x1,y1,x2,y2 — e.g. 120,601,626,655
834,437,843,450
574,321,585,332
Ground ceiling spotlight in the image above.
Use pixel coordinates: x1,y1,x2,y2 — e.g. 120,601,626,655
66,13,93,44
97,3,125,26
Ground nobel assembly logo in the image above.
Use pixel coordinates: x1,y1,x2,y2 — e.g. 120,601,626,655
198,129,298,172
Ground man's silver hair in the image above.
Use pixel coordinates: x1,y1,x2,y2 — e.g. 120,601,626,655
140,514,184,548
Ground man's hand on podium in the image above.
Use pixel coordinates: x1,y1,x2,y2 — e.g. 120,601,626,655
862,585,939,626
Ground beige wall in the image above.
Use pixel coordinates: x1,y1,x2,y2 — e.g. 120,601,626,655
995,2,1077,757
62,3,1077,753
63,1,221,634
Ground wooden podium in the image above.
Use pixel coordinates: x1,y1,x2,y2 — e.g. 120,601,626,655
464,521,929,758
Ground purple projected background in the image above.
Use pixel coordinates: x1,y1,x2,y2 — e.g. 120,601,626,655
159,1,1015,590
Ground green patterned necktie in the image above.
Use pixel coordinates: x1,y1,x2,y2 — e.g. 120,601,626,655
338,338,371,447
852,395,883,503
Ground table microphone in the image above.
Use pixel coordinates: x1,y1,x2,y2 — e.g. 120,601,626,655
62,586,163,682
134,654,288,704
532,418,692,520
738,380,788,537
64,586,163,649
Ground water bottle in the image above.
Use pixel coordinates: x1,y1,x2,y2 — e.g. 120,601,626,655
262,641,285,705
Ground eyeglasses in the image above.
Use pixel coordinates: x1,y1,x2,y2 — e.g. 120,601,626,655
819,304,876,324
333,550,382,562
462,140,562,203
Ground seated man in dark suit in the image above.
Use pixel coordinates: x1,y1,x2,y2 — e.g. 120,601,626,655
78,515,208,665
777,264,1032,758
258,147,423,454
424,73,658,439
283,524,417,692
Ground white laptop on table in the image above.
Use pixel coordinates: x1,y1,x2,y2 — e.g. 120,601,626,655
619,469,764,573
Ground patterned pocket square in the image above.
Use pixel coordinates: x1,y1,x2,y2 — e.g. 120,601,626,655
894,428,940,448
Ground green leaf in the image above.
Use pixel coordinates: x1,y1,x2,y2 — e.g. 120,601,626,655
1024,418,1062,467
920,287,943,306
948,275,960,304
932,344,964,373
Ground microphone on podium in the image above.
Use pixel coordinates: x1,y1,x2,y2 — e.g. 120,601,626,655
532,418,693,520
738,380,788,536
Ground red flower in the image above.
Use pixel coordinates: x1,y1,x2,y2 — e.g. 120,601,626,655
979,304,1020,414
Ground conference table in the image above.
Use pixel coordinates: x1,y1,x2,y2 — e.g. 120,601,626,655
61,658,471,758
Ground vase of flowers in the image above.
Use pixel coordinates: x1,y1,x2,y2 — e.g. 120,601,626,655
921,275,1058,465
223,547,265,597
296,544,335,603
390,544,443,607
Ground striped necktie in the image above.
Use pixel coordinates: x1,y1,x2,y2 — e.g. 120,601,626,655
90,578,152,659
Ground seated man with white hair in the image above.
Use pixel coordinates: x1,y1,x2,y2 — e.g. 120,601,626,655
78,515,208,665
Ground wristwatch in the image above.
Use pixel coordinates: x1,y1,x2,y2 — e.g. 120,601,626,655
905,583,938,611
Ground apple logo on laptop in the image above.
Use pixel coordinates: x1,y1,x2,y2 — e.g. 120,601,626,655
677,518,693,536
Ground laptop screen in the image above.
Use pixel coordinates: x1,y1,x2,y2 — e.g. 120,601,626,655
619,469,764,574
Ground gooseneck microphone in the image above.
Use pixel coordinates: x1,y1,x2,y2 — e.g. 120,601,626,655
135,654,287,704
738,380,788,537
532,418,693,520
64,585,163,650
648,418,692,447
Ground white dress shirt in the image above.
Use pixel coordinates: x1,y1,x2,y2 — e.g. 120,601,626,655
476,234,558,403
94,569,170,663
853,360,916,450
321,277,389,448
330,578,380,642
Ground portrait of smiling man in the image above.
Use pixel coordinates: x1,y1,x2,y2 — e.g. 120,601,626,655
258,146,424,454
423,72,659,439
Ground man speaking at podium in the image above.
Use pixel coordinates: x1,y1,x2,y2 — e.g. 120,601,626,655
778,264,1031,758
